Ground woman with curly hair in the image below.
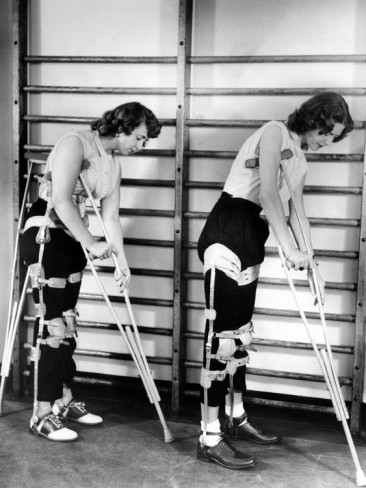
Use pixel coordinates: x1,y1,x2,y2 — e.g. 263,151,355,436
21,102,161,442
196,92,353,469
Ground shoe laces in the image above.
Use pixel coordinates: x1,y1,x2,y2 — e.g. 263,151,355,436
71,401,87,414
219,437,236,455
44,413,64,429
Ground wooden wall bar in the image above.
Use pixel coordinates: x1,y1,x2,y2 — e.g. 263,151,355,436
350,123,366,433
171,0,193,415
12,0,28,395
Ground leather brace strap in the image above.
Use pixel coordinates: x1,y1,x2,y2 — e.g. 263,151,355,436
38,277,67,288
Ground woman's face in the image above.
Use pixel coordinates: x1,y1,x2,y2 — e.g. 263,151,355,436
302,122,345,151
115,122,148,155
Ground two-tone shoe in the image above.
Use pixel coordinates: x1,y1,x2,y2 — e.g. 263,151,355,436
53,399,103,425
29,413,78,442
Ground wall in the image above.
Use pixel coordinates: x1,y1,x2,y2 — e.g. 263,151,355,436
7,0,366,403
186,0,366,401
0,0,14,358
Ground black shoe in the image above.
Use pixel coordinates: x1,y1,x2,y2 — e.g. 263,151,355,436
197,435,257,470
222,413,281,445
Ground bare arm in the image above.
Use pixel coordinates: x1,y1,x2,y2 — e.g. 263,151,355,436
289,178,325,303
288,176,313,254
100,167,131,290
258,125,312,270
51,135,117,259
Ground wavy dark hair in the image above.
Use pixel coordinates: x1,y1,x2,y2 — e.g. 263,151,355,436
91,102,161,139
287,92,353,142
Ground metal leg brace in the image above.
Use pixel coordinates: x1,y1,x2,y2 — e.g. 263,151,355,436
79,174,174,443
202,265,217,444
31,232,50,420
200,264,252,442
274,163,366,487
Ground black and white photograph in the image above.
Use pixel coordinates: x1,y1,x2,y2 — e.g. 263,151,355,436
0,1,366,487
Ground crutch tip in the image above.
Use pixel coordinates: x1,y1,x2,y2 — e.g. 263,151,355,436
164,429,175,443
356,470,366,486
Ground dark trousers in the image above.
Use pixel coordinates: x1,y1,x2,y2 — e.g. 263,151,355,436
21,226,86,402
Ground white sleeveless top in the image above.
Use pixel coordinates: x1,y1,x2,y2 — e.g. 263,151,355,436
223,121,308,205
39,130,121,205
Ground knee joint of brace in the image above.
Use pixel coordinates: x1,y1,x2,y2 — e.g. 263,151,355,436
45,317,67,348
34,302,46,317
29,263,45,289
63,308,79,338
225,352,249,376
30,346,41,362
200,367,227,389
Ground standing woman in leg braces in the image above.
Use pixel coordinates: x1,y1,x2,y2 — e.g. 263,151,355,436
196,92,353,469
20,102,161,442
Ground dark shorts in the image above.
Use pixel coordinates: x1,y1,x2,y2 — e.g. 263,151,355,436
197,192,269,270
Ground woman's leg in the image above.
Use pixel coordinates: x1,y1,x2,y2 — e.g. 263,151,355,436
20,227,78,441
52,240,103,425
197,269,257,469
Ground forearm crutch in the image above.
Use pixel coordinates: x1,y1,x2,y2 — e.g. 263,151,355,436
0,269,31,416
273,163,366,486
0,161,34,415
79,174,174,443
281,163,348,417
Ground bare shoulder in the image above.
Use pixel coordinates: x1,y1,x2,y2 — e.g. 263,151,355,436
261,124,283,149
259,124,283,173
54,134,84,161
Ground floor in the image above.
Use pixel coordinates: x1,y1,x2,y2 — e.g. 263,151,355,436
1,383,366,488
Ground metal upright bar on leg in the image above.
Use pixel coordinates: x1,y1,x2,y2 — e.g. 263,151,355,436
202,265,216,443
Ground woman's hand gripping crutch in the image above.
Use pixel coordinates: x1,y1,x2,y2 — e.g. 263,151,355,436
274,163,366,487
79,174,174,443
0,161,35,416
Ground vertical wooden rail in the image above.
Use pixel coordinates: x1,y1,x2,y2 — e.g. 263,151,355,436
12,0,28,395
171,0,193,415
350,128,366,434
